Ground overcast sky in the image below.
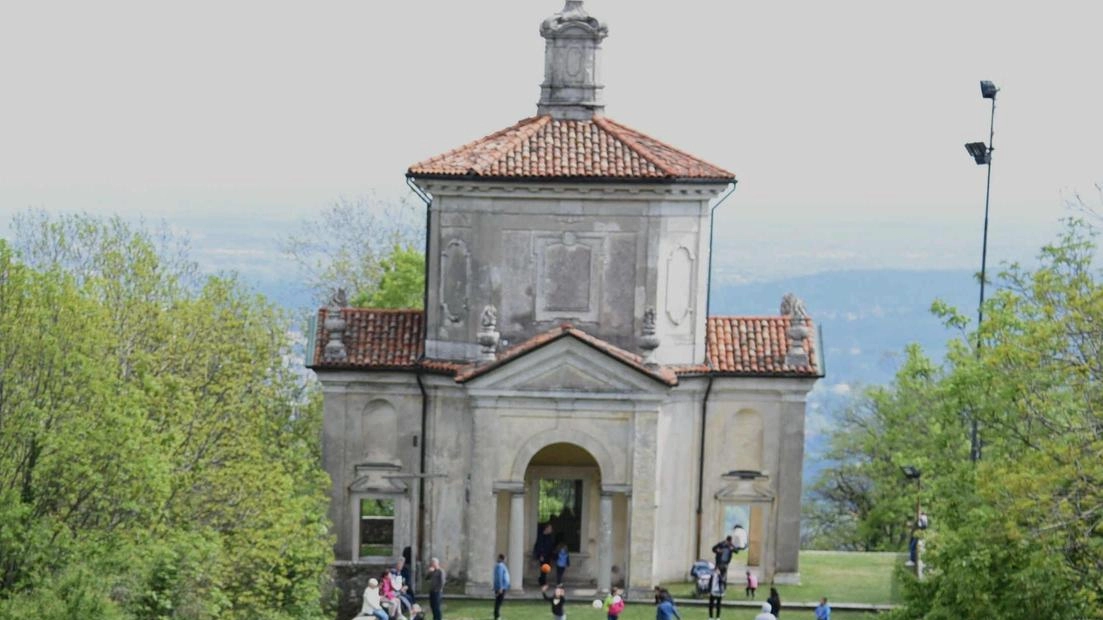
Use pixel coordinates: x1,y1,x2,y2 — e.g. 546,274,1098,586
2,0,1101,281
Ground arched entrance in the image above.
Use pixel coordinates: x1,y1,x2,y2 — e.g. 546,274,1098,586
524,442,601,587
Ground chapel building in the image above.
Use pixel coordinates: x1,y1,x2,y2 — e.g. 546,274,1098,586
308,0,822,603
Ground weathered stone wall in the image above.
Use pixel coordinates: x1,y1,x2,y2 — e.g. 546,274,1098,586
652,379,707,581
318,349,817,600
320,371,423,562
416,181,726,366
702,377,817,583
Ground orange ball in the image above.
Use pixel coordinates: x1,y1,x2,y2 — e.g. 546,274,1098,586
541,563,551,574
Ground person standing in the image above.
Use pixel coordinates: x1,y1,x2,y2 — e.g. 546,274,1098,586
745,571,758,599
356,578,389,620
555,544,570,585
711,536,735,584
533,524,556,586
541,584,567,620
814,597,830,620
706,566,725,619
493,554,510,620
400,549,416,600
425,557,445,620
753,602,776,620
767,587,781,618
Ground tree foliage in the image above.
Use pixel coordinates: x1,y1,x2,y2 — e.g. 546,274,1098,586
350,244,424,309
281,195,424,306
810,220,1103,619
0,213,331,619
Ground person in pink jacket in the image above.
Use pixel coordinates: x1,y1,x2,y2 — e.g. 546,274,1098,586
606,587,625,620
745,571,758,599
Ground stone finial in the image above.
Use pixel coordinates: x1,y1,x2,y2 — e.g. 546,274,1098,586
537,1,608,120
329,287,349,308
781,293,810,367
323,288,349,363
476,305,500,362
638,307,660,366
779,292,808,319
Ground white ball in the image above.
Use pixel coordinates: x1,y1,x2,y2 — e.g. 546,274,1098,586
592,600,604,609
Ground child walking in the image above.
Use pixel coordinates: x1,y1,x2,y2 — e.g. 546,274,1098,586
745,571,758,599
606,587,625,620
555,544,570,585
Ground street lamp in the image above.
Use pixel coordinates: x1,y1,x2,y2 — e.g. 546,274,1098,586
963,79,999,463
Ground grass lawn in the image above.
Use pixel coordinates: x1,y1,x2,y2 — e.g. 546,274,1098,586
440,599,882,620
779,551,902,606
661,550,903,606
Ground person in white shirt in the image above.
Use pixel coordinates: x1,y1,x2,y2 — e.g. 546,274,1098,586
731,525,748,551
357,578,389,620
753,602,776,620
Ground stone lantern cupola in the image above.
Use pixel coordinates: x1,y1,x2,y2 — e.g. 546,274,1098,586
537,0,608,120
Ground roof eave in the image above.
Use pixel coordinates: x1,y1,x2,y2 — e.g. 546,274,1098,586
405,172,735,185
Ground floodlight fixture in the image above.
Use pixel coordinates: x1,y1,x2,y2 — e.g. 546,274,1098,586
902,466,922,480
965,80,1001,464
965,142,989,165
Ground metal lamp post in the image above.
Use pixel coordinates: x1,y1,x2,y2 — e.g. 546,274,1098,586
964,79,999,463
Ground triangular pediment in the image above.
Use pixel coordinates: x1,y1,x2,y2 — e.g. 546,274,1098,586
715,475,774,503
466,336,668,395
348,462,408,495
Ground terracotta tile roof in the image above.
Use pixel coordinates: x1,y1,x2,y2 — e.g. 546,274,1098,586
309,308,424,370
310,310,820,379
455,323,679,386
407,115,735,182
706,316,820,376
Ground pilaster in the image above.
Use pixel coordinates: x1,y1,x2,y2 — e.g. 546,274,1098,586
628,408,659,589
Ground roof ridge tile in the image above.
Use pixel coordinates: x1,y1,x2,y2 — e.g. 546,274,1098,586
592,115,676,177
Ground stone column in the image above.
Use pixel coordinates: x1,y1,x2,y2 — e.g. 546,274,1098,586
508,490,526,592
598,491,614,593
774,392,808,580
628,408,659,591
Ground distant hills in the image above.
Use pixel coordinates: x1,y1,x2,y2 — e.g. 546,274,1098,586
711,268,978,386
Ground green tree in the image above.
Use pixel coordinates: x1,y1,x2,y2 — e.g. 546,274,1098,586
350,244,424,308
0,213,332,620
811,220,1103,619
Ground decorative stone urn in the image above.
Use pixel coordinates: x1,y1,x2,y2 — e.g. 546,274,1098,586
323,288,348,363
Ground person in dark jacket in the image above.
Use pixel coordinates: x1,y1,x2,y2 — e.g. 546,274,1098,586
767,587,781,617
401,547,415,599
707,566,725,619
533,524,556,586
425,558,445,620
711,536,735,584
541,584,567,620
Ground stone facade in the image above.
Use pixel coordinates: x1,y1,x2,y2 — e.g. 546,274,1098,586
423,181,720,366
308,2,821,614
